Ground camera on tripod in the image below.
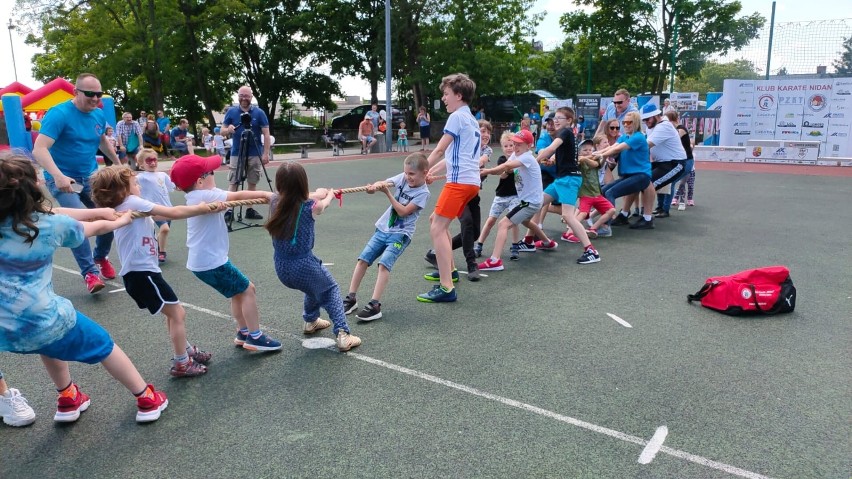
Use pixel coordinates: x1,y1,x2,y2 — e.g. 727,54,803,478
240,111,252,128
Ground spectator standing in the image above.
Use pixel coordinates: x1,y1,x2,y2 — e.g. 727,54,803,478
32,73,121,294
222,85,271,221
417,106,431,150
602,88,639,129
115,112,144,170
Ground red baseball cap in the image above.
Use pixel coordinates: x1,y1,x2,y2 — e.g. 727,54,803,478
169,154,221,190
511,129,534,146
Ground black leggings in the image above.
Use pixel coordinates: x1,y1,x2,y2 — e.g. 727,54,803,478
651,160,685,190
451,195,481,269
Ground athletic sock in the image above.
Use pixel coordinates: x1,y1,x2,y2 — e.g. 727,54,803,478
643,214,653,221
239,327,249,335
249,330,262,340
57,382,75,396
134,385,153,398
173,353,189,364
440,285,453,293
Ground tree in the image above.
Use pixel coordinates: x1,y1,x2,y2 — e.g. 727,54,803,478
562,0,765,94
220,0,341,121
675,59,760,96
834,36,852,75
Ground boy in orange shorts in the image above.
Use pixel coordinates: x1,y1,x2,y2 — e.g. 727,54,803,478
418,73,481,303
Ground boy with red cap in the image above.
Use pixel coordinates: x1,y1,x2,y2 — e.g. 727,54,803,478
477,129,556,271
170,155,282,352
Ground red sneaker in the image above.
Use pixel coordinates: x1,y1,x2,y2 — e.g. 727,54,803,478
85,272,105,294
136,385,168,423
94,257,116,279
54,383,91,423
477,258,504,271
535,239,559,250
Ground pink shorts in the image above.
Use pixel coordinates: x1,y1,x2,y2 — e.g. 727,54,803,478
579,195,614,215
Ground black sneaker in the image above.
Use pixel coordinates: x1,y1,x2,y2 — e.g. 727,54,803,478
577,248,601,264
245,208,263,220
654,211,670,218
466,265,481,282
224,209,234,223
356,301,382,321
629,217,655,230
611,214,630,226
509,242,520,260
473,242,483,258
424,250,438,268
343,295,358,315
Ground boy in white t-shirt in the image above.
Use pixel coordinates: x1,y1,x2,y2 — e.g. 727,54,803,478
170,154,282,352
135,148,175,263
418,73,481,303
90,166,227,378
342,153,430,321
477,130,556,271
213,128,227,164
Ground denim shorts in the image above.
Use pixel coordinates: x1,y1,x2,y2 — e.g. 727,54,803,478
358,231,411,272
154,220,172,228
19,311,114,364
192,261,250,298
543,175,582,207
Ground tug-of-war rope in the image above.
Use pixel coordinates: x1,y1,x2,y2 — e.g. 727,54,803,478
119,175,449,218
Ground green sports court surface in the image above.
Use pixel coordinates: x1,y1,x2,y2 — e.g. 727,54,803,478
1,154,849,478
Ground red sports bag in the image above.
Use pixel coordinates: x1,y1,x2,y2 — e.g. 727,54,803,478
687,266,796,315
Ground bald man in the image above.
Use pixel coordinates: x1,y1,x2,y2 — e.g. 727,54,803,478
222,86,271,220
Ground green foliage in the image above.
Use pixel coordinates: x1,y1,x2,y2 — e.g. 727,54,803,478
834,36,852,75
677,59,760,95
561,0,765,94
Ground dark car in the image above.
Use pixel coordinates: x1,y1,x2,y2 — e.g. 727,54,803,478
331,104,407,131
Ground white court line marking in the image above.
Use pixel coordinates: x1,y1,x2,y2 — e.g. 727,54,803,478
108,288,126,293
53,265,774,479
322,263,334,266
606,313,633,328
638,426,668,464
458,270,488,278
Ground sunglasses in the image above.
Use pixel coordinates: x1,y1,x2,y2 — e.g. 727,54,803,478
613,100,624,105
609,126,620,130
199,171,214,180
78,89,104,98
622,120,634,125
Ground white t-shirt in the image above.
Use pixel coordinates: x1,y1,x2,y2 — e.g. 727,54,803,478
374,173,430,237
185,188,229,272
512,151,543,204
443,105,481,186
136,171,175,207
114,195,160,276
646,119,687,162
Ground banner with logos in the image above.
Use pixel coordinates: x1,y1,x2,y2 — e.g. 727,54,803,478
720,78,850,157
670,92,699,111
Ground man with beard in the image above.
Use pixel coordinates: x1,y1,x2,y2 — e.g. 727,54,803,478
222,85,271,221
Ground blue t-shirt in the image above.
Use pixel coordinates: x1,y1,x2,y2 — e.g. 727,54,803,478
156,116,171,133
0,213,85,352
38,100,106,181
223,106,269,157
170,126,188,145
535,131,553,153
616,132,651,177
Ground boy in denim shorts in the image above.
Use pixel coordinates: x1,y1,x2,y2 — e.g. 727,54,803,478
343,153,431,320
170,154,282,351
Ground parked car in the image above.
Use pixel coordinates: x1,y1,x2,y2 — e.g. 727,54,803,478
290,119,313,128
331,104,406,131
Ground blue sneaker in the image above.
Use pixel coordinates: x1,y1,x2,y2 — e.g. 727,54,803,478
234,331,248,346
596,226,613,237
242,333,283,352
424,269,459,283
417,285,457,303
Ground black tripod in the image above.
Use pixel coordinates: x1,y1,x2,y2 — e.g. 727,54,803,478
227,126,274,232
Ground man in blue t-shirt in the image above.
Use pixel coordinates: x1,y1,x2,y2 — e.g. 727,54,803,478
602,88,639,129
33,73,121,294
169,118,192,154
222,85,271,220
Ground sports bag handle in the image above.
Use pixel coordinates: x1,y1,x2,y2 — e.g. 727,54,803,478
687,281,718,303
747,284,767,312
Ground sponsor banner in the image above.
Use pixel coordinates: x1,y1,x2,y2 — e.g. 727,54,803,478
752,81,778,140
746,139,820,162
694,146,746,162
670,92,699,111
816,159,841,166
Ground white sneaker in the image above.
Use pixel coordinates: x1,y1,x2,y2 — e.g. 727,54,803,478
0,388,36,427
677,202,686,211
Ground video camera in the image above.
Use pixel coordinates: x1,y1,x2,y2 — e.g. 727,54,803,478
240,111,252,128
